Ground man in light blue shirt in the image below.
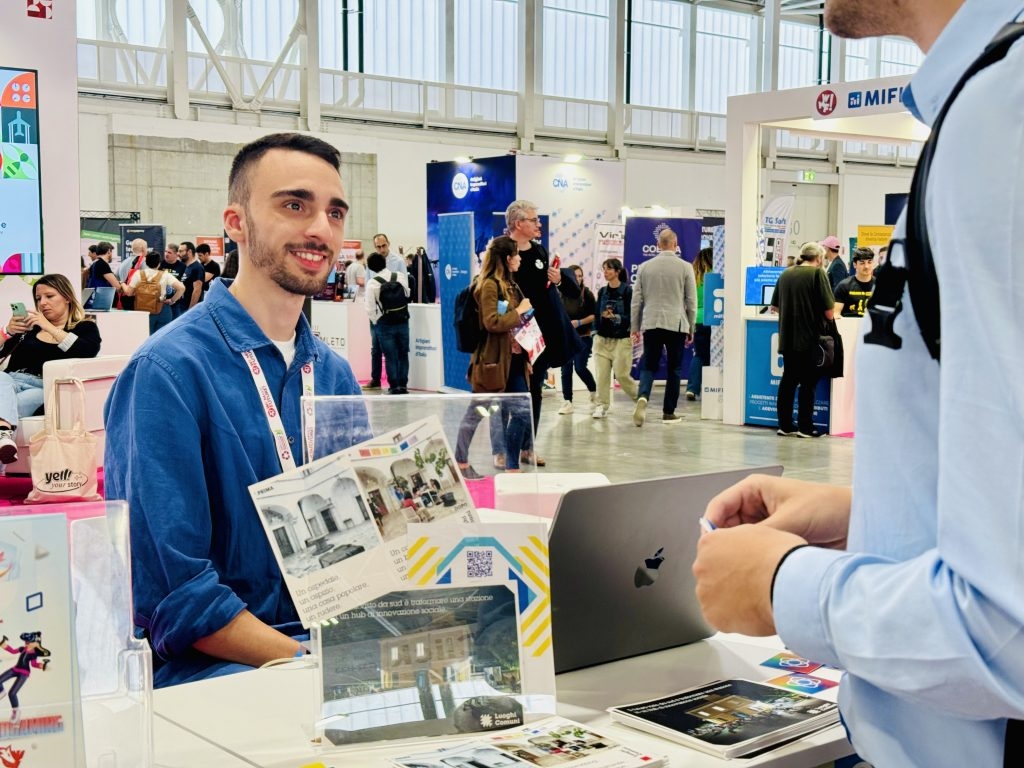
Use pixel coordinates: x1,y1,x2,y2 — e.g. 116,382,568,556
693,1,1024,765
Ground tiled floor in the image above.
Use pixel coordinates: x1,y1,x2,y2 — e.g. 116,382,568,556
531,386,854,488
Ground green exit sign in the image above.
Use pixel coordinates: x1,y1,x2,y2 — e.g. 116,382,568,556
799,170,816,182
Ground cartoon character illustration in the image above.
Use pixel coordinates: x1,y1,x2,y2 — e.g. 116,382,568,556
0,632,50,717
0,745,24,768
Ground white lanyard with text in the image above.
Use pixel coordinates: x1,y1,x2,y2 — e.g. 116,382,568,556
242,349,315,472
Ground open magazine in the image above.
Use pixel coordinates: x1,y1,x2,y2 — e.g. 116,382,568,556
249,416,479,626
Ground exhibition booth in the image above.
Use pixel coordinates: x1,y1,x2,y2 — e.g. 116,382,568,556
723,75,923,432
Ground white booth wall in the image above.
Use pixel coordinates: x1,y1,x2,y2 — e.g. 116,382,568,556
0,3,80,308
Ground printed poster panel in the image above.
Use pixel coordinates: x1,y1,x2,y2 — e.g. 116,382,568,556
0,67,43,274
250,416,479,626
317,584,525,745
744,320,830,431
590,222,625,291
0,515,79,764
405,522,556,708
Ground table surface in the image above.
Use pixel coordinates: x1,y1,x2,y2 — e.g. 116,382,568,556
153,632,852,768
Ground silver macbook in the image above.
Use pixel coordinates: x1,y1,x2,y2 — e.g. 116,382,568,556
549,466,784,673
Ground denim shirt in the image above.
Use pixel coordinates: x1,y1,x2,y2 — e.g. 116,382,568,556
104,280,368,685
773,2,1024,764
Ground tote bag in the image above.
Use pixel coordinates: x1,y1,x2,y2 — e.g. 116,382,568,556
26,379,101,504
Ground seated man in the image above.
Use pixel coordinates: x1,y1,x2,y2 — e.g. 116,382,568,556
104,133,369,687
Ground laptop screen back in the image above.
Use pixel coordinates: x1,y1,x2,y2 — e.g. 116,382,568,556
548,466,783,673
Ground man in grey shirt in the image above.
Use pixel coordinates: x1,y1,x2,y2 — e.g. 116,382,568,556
630,228,697,426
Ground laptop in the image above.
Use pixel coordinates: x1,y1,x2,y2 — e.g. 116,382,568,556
82,286,116,311
549,465,784,673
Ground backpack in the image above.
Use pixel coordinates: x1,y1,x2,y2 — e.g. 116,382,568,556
133,270,164,315
865,20,1024,363
374,273,410,324
453,281,482,353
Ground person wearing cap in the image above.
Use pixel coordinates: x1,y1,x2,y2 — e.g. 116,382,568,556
832,247,876,318
820,235,848,292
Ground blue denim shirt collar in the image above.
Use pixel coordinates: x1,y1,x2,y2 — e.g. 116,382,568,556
903,0,1024,124
205,279,323,366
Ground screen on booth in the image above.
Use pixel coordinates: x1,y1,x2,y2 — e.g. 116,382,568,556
0,66,44,274
744,266,786,305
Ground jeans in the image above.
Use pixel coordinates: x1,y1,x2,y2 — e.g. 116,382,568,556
0,371,45,429
375,322,409,389
686,323,711,396
149,303,174,335
369,322,382,384
638,328,686,415
592,336,638,407
777,349,821,433
504,354,532,470
560,336,597,401
455,398,505,465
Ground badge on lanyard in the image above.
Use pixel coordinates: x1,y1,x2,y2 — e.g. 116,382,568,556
535,259,543,270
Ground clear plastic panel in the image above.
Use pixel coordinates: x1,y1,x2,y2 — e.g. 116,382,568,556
1,501,153,767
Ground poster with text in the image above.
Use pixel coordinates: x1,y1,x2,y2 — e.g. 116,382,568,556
0,67,43,274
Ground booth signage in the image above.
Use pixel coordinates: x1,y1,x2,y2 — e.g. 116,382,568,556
744,320,830,431
810,76,912,120
856,225,894,248
704,273,724,327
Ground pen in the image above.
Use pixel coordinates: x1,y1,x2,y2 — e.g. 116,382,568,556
699,517,717,534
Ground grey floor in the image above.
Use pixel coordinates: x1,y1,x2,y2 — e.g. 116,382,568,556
532,386,854,487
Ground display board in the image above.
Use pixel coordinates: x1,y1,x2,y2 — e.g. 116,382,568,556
0,66,43,274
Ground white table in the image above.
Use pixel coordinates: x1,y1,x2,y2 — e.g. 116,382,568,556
493,472,611,518
153,634,852,768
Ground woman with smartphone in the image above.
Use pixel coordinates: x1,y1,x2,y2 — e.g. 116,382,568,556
0,274,101,464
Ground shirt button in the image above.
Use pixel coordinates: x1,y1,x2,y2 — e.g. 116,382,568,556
288,437,295,444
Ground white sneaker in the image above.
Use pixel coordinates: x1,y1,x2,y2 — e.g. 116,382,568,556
0,430,17,465
558,400,574,415
592,404,608,419
632,396,648,427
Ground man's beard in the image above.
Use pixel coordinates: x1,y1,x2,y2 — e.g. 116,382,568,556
246,218,334,296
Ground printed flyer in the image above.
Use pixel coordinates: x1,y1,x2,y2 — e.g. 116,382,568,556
250,416,479,626
405,522,556,708
0,515,79,766
318,584,524,745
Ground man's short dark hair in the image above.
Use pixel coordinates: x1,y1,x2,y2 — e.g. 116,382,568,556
196,243,211,256
228,133,341,205
96,241,114,256
367,252,386,272
852,247,875,263
146,250,162,269
180,241,196,255
88,244,98,255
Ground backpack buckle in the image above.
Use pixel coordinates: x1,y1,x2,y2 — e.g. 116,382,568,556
864,303,903,350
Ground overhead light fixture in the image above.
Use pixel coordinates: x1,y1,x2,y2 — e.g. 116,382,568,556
454,155,472,164
621,206,634,218
564,153,583,163
650,205,669,216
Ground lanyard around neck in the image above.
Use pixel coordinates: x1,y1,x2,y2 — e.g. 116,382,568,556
242,349,315,472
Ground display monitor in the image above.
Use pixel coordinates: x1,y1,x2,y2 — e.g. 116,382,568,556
0,67,43,274
744,266,786,305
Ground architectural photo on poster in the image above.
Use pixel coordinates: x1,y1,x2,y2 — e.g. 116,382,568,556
0,66,43,274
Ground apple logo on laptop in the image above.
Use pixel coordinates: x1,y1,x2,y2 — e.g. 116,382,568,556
634,547,665,588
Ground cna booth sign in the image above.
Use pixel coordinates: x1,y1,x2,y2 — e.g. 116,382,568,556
428,155,624,390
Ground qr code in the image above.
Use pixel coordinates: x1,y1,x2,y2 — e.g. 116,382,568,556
466,549,493,578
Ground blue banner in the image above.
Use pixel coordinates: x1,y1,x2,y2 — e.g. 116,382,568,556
623,217,702,380
427,156,517,269
439,212,475,390
744,319,830,431
704,273,724,326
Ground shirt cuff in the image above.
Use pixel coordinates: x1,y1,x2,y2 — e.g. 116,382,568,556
772,544,849,668
57,332,77,352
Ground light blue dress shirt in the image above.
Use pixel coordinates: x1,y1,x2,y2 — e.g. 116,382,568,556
773,1,1024,765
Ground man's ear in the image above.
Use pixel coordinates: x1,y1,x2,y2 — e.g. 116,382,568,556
223,204,246,245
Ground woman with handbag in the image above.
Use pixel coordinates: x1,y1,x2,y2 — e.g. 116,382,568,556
470,236,533,472
0,274,101,464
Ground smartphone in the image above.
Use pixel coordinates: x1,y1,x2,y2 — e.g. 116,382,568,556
10,302,26,317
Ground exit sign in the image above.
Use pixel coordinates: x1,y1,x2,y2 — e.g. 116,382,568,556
798,170,816,182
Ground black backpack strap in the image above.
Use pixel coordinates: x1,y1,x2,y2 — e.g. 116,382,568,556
865,21,1024,361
